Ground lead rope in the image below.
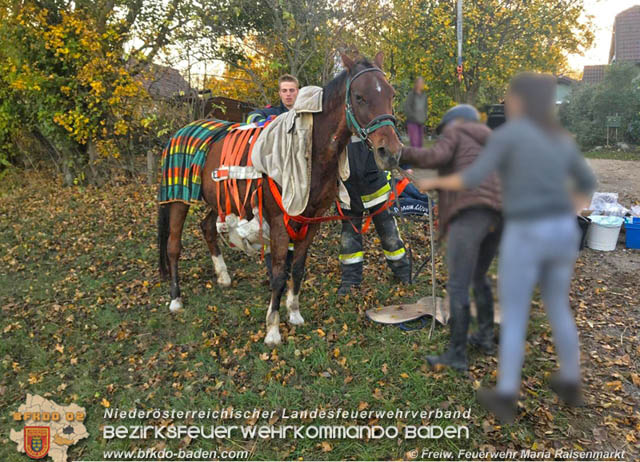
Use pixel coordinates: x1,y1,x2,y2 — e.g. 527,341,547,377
427,194,437,339
391,165,437,333
392,166,431,284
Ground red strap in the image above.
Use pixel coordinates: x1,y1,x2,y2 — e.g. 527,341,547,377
268,176,309,240
266,176,410,240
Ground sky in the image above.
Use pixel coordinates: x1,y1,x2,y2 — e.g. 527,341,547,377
567,0,640,71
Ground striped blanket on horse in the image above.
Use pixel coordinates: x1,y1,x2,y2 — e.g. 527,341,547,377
158,119,237,204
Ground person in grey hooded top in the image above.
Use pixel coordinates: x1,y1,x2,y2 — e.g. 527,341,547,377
414,72,597,423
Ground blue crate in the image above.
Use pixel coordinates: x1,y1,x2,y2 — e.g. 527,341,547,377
625,218,640,249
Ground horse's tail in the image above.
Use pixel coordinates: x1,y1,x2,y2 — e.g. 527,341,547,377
158,203,171,279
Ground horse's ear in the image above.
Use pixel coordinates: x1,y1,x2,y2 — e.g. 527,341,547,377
341,53,355,71
374,51,384,70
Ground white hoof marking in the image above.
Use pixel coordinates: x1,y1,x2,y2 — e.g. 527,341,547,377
286,289,304,325
169,297,183,313
264,325,282,345
289,310,305,325
264,306,281,345
212,255,232,288
217,271,231,287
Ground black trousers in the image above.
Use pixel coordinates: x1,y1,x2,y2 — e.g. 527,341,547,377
339,140,411,285
446,207,502,332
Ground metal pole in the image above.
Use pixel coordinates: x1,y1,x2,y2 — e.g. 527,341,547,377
456,0,464,95
457,0,463,68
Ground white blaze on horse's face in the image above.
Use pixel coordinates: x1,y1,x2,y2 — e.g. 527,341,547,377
376,81,382,93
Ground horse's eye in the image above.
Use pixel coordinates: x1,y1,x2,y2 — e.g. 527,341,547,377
355,94,366,104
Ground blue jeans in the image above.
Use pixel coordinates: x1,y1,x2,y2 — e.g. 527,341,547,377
496,214,581,395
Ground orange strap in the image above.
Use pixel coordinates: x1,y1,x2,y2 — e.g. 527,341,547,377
266,176,410,241
241,128,262,218
228,128,254,217
336,200,373,234
216,124,269,223
267,176,309,241
217,129,241,221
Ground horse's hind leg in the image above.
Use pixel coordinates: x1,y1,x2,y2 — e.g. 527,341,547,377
168,202,190,312
264,222,291,345
286,223,320,326
200,210,231,288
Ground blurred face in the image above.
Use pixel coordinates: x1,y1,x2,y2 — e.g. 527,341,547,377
414,77,424,93
279,81,299,109
505,91,524,119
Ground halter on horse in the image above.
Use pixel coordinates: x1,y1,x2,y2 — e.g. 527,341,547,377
157,52,403,345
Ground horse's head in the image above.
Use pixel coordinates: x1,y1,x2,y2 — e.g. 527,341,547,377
342,52,403,171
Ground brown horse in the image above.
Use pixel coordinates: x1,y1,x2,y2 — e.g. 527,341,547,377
157,52,403,345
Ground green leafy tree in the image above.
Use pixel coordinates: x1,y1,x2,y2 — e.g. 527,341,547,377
0,0,195,184
560,64,640,148
378,0,594,124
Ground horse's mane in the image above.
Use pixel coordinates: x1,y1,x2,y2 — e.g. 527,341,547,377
322,58,375,111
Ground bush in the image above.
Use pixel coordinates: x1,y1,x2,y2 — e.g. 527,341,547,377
560,63,640,148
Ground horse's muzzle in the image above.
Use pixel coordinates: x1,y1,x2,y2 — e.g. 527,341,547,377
373,146,401,172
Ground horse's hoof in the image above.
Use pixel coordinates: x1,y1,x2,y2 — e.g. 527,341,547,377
169,298,183,313
264,327,282,346
217,272,231,288
288,310,305,325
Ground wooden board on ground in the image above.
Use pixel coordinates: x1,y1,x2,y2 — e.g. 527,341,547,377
366,295,501,326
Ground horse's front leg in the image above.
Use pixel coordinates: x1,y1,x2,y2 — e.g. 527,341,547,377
286,223,320,326
264,218,291,346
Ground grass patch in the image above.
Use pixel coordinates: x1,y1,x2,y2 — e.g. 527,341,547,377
0,170,599,460
584,149,639,161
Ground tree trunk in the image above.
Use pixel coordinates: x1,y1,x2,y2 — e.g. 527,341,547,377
62,157,74,186
87,140,99,185
147,150,156,186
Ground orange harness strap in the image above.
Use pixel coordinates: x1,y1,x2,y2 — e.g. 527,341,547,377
217,129,241,221
228,128,254,217
267,177,310,241
216,124,269,224
240,128,262,219
266,176,410,241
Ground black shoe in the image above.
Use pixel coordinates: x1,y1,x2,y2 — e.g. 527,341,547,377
394,272,412,285
468,330,496,354
549,373,584,407
477,388,518,423
426,348,468,372
338,283,359,296
471,283,496,354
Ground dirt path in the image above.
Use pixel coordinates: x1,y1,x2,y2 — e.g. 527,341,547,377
587,158,640,205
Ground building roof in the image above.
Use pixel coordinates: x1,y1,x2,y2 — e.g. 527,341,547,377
582,65,608,85
609,5,640,63
132,61,197,99
557,75,578,86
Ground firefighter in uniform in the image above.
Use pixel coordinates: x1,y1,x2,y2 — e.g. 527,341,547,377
338,137,412,295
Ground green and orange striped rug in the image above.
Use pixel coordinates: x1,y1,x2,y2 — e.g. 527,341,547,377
158,119,237,204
